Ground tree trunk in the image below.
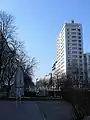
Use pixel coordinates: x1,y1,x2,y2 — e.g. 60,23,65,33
7,80,11,98
7,87,10,97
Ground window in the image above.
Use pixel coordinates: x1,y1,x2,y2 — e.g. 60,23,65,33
67,28,69,31
78,36,81,39
78,29,80,31
79,48,82,50
72,36,76,38
72,47,77,49
72,32,76,34
80,68,82,71
71,28,76,31
72,43,77,46
79,52,82,54
68,46,70,49
68,43,70,46
80,72,83,75
79,56,82,58
68,36,69,39
68,59,70,62
80,60,82,63
61,50,64,54
67,32,69,35
80,63,82,66
78,33,81,35
79,44,81,47
72,40,77,42
68,40,70,43
61,65,64,68
79,40,81,43
68,63,71,66
72,55,77,58
72,51,77,53
80,76,83,80
61,54,64,58
68,51,70,54
72,71,77,74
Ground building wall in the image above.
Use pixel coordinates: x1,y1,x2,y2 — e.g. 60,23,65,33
84,53,90,87
57,25,66,76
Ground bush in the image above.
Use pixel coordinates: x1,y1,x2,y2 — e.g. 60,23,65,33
24,91,36,97
62,88,90,117
47,91,62,97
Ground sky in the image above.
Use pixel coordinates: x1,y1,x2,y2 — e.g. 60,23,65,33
0,0,90,79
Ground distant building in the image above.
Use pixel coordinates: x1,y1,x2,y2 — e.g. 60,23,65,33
84,53,90,87
57,20,84,81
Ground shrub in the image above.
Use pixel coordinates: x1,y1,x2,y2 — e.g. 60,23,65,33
62,88,90,117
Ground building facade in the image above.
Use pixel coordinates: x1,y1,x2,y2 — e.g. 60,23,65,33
84,53,90,87
57,20,84,81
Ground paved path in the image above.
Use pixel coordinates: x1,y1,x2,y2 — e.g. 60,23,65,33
37,101,74,120
0,101,43,120
0,101,74,120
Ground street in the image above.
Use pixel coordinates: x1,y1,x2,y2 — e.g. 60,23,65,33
0,101,74,120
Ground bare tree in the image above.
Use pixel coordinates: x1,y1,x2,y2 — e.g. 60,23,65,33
55,60,82,89
37,78,49,89
60,75,73,89
24,57,37,90
0,11,16,41
0,11,37,96
0,36,18,95
24,57,37,76
67,59,83,88
0,10,17,84
48,73,53,88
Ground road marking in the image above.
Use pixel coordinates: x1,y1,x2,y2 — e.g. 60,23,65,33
42,111,47,120
36,102,47,120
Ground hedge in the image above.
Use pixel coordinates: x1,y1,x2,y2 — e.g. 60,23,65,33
62,88,90,116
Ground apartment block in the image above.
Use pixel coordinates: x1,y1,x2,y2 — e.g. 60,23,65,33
57,20,84,81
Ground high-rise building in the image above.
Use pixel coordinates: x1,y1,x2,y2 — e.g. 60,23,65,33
57,20,84,81
84,53,90,87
